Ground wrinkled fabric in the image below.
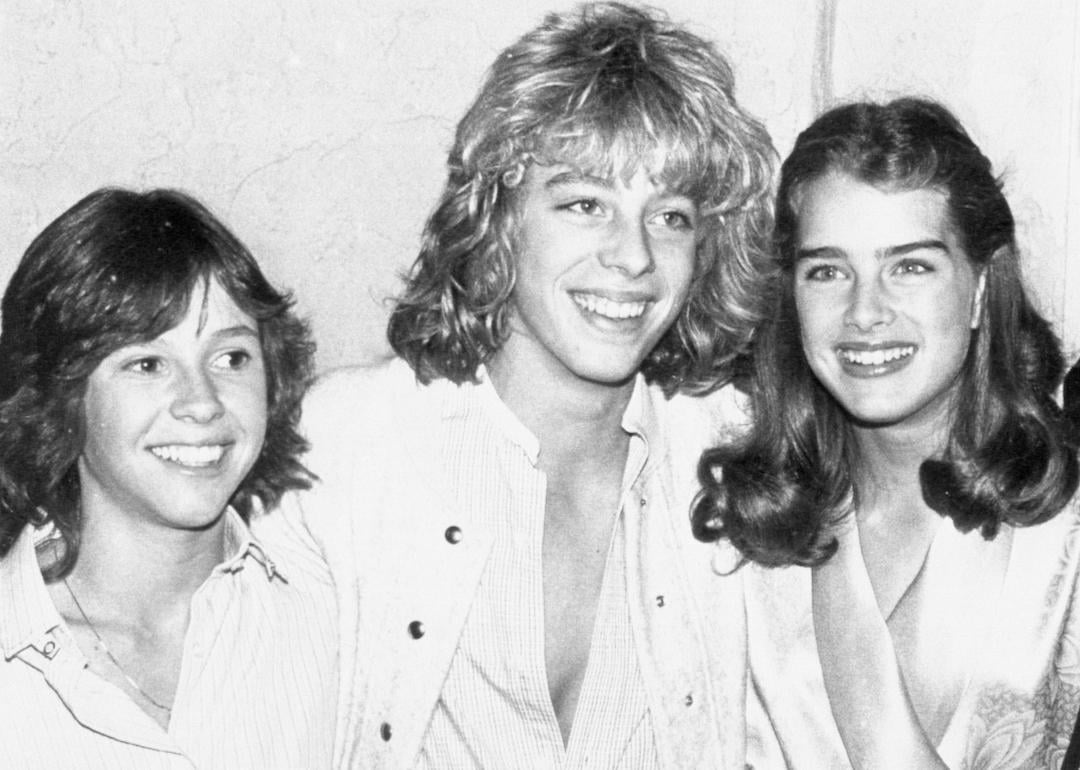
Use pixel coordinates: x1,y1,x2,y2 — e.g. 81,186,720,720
280,356,750,769
744,499,1080,770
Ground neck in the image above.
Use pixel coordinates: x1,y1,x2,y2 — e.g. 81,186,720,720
70,505,227,623
850,418,947,524
486,352,635,476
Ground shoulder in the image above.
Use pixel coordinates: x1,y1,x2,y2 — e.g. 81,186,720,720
995,495,1080,629
1009,493,1080,556
305,356,414,420
961,497,1080,764
655,382,752,461
301,356,446,443
642,383,753,536
298,356,464,501
250,507,335,590
1017,495,1080,588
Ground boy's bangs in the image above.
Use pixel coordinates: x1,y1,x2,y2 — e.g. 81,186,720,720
531,111,720,204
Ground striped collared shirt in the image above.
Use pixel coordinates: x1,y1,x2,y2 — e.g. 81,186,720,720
416,371,661,769
0,508,337,770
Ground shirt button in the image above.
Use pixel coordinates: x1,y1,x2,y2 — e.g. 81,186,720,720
444,526,463,544
42,640,57,658
380,722,392,741
655,595,665,607
685,693,694,707
640,497,647,508
408,620,425,639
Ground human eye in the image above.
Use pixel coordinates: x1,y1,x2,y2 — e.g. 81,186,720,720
560,198,603,216
211,348,258,372
893,258,933,277
122,355,166,375
799,262,846,282
653,208,697,232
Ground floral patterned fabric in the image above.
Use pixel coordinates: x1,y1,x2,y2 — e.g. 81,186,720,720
742,498,1080,769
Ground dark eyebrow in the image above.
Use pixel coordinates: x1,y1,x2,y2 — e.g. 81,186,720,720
795,239,950,262
881,239,950,258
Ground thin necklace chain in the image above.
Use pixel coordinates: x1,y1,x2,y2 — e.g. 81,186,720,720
62,578,172,713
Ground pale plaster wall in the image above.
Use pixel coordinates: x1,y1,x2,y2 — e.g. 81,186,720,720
2,0,1077,371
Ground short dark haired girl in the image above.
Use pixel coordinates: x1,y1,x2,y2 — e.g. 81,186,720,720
0,188,336,768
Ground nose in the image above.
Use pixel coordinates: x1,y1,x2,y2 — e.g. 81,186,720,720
843,275,894,331
599,219,655,278
170,367,225,423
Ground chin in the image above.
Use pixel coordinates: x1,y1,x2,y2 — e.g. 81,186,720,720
176,513,230,532
576,364,640,388
842,401,923,428
158,498,233,530
846,412,908,429
575,348,652,384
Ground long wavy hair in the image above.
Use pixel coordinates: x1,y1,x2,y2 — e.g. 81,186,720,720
0,188,317,580
692,98,1078,567
387,1,776,395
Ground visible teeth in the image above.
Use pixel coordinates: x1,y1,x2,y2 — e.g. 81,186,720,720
838,346,915,366
151,444,225,467
572,293,647,319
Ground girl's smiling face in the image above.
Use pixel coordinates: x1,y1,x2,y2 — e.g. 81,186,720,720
78,278,267,533
793,172,985,432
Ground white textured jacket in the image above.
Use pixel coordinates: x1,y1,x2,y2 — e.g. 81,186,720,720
279,357,748,769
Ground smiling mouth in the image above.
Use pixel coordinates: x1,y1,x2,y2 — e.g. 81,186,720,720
571,292,648,320
837,346,915,367
150,444,227,468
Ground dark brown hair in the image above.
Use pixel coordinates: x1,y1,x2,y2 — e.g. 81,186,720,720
0,187,316,580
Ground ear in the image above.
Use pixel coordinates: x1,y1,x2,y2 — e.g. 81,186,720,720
970,267,987,330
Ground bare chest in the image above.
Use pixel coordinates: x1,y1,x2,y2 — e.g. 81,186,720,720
542,483,623,741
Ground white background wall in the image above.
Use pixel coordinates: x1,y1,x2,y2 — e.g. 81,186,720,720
2,0,1077,372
